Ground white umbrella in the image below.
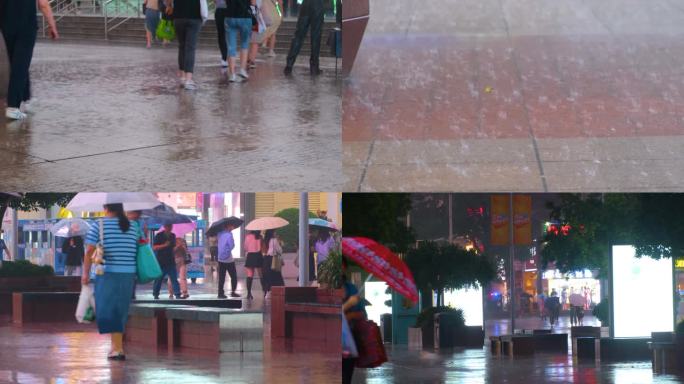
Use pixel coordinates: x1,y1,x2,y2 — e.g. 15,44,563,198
245,217,289,231
50,218,92,237
67,192,160,212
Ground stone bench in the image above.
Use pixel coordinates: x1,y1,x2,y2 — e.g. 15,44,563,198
12,292,80,324
600,338,651,361
533,333,568,353
125,303,192,348
576,337,600,360
500,334,535,356
571,326,601,355
133,298,242,309
0,276,81,318
166,307,263,353
490,336,503,355
648,342,677,374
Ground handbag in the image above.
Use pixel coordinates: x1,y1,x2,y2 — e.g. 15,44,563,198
136,242,162,284
75,283,96,323
270,239,283,272
92,219,105,276
353,319,388,368
156,19,176,41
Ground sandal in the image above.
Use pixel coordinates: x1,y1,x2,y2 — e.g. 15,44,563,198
107,351,126,361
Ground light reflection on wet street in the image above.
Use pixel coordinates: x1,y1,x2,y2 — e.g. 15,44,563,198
0,42,341,191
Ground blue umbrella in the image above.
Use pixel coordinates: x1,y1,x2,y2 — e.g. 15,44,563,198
308,218,339,231
141,203,193,226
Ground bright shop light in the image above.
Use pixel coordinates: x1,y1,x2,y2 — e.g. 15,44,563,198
444,285,483,327
612,245,674,338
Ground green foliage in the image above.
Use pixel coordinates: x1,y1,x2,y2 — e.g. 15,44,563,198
0,260,54,277
342,193,414,253
592,299,610,326
317,249,343,289
415,306,465,329
676,320,684,336
0,193,76,232
274,208,317,252
405,241,496,302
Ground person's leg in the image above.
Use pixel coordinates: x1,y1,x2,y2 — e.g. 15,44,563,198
245,266,254,299
262,255,272,296
308,0,324,72
342,357,356,384
179,264,188,295
5,30,36,116
226,19,238,77
175,19,188,80
168,265,181,297
111,332,124,354
183,19,201,84
215,9,228,63
238,19,251,74
285,5,312,71
227,262,238,295
152,269,167,298
218,262,227,296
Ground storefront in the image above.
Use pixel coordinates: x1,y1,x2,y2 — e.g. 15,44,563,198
542,269,600,310
676,258,684,324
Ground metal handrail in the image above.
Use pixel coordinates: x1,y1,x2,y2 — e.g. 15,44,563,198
104,0,141,40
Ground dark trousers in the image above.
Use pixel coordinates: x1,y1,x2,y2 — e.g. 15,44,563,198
153,264,181,297
215,9,228,61
174,18,202,73
218,261,237,295
285,0,325,69
342,358,356,384
2,28,36,108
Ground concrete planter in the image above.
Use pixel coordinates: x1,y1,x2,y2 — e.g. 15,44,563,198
677,334,684,371
454,326,485,348
407,327,423,350
0,276,81,317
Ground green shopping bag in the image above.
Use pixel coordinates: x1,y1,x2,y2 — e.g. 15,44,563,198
156,19,176,41
137,243,162,284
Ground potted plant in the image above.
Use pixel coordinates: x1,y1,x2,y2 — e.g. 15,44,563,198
316,249,344,304
592,299,610,327
274,208,317,253
410,306,464,349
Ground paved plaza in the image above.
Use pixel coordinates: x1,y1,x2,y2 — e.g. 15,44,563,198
0,42,342,191
343,0,684,192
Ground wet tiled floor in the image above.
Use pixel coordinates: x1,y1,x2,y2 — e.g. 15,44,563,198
0,42,341,191
343,0,684,192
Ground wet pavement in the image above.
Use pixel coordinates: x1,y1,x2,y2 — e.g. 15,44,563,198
343,0,684,192
353,345,684,384
0,41,341,191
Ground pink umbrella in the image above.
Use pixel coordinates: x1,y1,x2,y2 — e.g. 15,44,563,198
157,222,197,237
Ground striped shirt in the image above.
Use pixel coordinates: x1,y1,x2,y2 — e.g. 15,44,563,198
86,218,141,274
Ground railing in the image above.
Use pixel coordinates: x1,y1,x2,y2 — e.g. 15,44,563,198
42,0,79,37
103,0,142,39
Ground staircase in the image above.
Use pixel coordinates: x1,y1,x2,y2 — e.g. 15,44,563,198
38,15,337,57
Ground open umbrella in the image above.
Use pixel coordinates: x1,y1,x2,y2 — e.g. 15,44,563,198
50,218,92,237
157,222,197,238
141,203,193,226
245,217,289,231
67,193,160,212
0,192,22,199
342,237,418,304
206,216,244,237
309,218,339,231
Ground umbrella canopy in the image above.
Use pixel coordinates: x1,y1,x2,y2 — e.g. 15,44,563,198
67,193,160,212
157,222,197,238
141,203,193,226
0,192,23,199
245,217,289,231
569,293,586,307
50,218,92,238
206,216,244,237
309,218,339,231
342,237,418,304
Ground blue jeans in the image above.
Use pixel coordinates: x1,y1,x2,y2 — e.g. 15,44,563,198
225,18,252,57
153,264,181,298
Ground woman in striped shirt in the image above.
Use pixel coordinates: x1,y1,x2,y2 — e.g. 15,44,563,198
82,203,142,361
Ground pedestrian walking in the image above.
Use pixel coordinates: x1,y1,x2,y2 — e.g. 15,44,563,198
152,224,183,299
126,210,147,300
243,230,263,300
0,0,59,120
247,0,267,69
62,236,84,276
225,0,252,82
342,257,367,384
173,0,208,90
143,0,161,48
260,0,283,58
0,230,11,260
215,0,229,67
262,229,284,298
283,0,324,76
81,204,142,360
545,290,560,327
217,221,240,298
168,237,190,298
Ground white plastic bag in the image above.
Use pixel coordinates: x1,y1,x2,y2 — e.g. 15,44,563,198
75,284,95,323
342,314,359,358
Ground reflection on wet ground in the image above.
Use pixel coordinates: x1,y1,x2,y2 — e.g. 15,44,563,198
0,280,338,384
0,42,341,191
343,0,684,192
354,345,684,384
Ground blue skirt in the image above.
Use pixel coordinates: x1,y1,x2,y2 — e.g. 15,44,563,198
145,9,161,33
95,272,135,334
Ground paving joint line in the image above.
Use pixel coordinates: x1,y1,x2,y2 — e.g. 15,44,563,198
356,139,375,192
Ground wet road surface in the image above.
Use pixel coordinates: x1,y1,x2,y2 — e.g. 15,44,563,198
353,345,684,384
343,0,684,192
0,42,341,191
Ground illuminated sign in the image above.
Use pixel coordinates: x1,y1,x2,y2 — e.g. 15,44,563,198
612,245,674,337
676,259,684,269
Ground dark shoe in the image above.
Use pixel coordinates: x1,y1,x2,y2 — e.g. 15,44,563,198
218,294,228,299
283,66,293,76
107,352,126,361
153,296,159,300
230,292,240,298
181,293,190,299
175,295,188,300
247,293,254,300
310,67,322,76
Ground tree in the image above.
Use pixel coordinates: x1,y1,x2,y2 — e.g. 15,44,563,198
541,194,684,276
342,193,414,252
405,241,496,307
273,208,317,252
0,193,76,232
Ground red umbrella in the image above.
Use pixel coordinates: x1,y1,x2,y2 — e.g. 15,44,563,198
342,237,418,304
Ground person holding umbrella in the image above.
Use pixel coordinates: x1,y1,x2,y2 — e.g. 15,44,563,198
245,216,289,298
62,235,84,276
208,217,243,298
263,229,285,298
152,223,183,300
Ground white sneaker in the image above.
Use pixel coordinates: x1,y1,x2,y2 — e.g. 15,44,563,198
5,108,27,120
229,73,241,83
220,59,228,68
267,49,276,58
238,68,249,80
184,80,197,90
20,99,36,114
